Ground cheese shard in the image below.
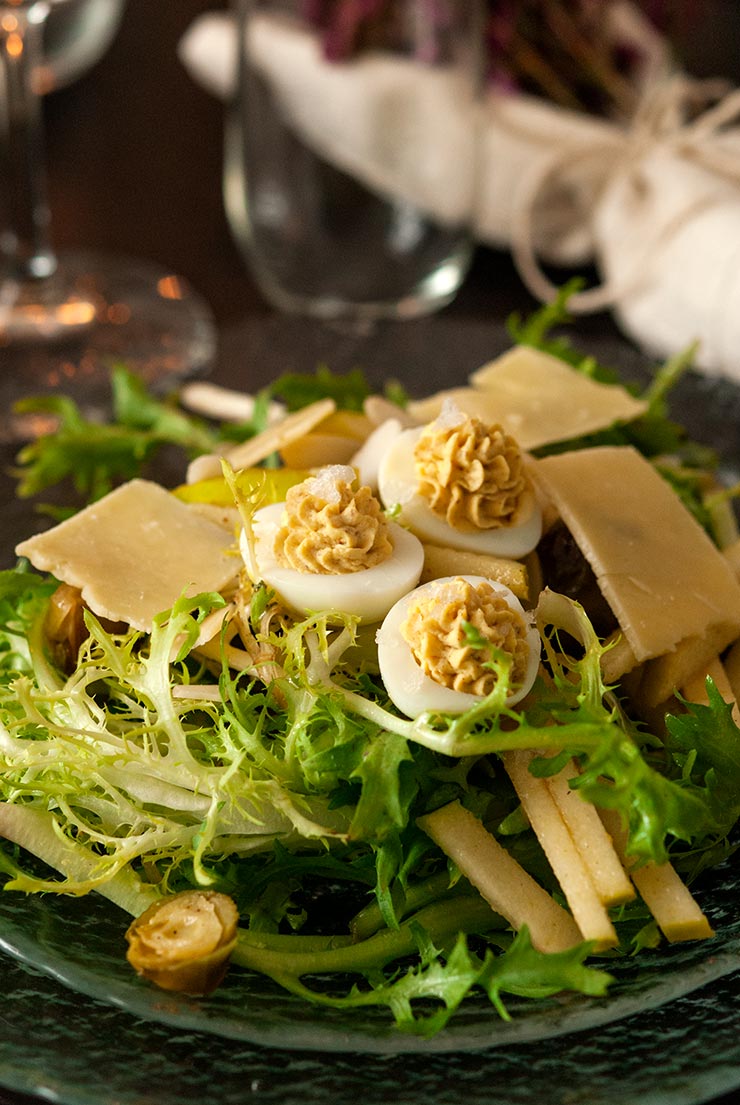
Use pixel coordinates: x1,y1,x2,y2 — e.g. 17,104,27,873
725,536,740,580
407,347,648,451
16,479,239,631
534,446,740,664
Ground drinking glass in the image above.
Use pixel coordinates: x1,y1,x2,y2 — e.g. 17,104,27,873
40,0,125,91
0,0,216,437
227,0,483,322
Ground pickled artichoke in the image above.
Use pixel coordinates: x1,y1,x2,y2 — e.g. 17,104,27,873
125,890,239,996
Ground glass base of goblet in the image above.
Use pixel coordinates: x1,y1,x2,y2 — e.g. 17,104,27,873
0,251,217,440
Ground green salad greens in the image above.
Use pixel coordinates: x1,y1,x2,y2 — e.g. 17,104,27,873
0,303,738,1034
1,570,736,1031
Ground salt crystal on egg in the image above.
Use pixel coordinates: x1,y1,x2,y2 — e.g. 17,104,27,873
303,464,355,504
433,398,467,430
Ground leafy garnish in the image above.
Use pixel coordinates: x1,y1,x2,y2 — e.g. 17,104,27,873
13,369,211,503
232,910,610,1034
270,364,371,412
0,552,730,1032
665,679,740,843
506,280,600,373
12,366,264,508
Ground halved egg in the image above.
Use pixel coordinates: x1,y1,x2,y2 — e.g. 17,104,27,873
246,503,424,625
376,575,541,718
377,425,542,558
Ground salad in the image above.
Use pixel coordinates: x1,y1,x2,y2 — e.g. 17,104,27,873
0,303,739,1036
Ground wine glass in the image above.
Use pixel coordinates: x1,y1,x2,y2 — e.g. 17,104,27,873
40,0,125,92
0,0,216,439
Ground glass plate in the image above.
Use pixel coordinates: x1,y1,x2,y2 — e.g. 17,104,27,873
0,952,738,1105
1,335,740,1101
0,846,739,1055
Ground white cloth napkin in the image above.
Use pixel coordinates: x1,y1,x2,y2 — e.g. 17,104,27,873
180,12,740,382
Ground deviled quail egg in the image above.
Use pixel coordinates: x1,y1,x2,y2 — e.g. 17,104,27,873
377,402,542,558
245,465,424,624
376,574,541,718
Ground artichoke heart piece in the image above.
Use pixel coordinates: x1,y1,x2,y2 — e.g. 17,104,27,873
125,890,239,996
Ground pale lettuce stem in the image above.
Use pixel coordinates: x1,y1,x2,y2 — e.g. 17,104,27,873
7,692,234,798
282,687,316,775
232,895,500,979
326,685,415,738
350,871,469,941
324,680,614,758
325,625,356,669
27,611,65,695
0,802,161,914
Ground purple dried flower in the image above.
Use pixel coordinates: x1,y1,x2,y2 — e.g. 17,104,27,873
302,0,699,116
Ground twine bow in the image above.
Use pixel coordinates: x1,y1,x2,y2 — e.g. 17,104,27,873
510,75,740,313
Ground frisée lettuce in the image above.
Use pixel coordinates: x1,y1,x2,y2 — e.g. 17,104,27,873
0,557,736,1032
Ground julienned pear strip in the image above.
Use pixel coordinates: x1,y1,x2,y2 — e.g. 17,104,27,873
417,800,583,954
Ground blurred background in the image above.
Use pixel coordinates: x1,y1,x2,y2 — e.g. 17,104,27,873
44,0,249,333
39,0,740,356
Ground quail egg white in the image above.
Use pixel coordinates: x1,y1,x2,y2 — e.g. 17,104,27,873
350,417,404,492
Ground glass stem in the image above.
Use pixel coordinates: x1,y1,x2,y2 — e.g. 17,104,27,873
0,1,56,282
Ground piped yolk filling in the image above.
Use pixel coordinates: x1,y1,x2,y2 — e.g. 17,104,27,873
400,577,530,695
275,465,392,575
413,413,530,532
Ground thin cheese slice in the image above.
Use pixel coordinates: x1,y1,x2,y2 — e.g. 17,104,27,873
725,537,740,580
407,347,647,450
16,479,239,631
534,446,740,662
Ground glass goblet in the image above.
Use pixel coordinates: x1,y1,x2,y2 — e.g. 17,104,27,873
0,0,216,439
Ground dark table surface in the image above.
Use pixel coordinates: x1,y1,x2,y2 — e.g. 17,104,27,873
0,3,739,1104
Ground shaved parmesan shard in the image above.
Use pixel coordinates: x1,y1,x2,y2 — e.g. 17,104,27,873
186,398,336,483
725,537,740,581
407,347,647,451
15,479,239,631
534,446,740,665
